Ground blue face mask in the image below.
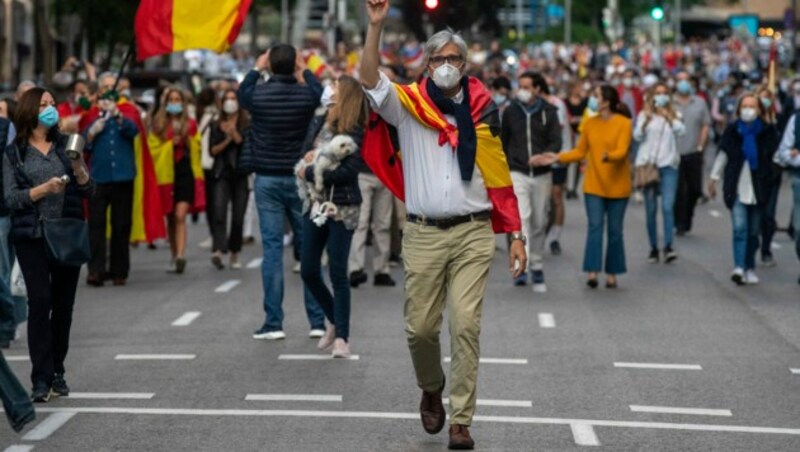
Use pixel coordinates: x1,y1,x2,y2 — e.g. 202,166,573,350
676,79,693,95
587,96,599,112
492,94,508,105
654,94,671,108
165,103,183,115
760,97,773,109
38,106,59,129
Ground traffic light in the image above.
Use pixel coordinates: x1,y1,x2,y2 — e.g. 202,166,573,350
424,0,439,10
650,6,665,21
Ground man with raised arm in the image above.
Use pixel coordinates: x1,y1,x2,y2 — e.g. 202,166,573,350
360,1,526,449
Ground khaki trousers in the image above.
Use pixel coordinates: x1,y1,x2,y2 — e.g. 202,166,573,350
511,171,551,271
403,218,495,426
348,173,394,274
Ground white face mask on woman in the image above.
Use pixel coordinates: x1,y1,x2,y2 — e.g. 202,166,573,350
222,99,239,114
739,107,758,123
431,63,462,90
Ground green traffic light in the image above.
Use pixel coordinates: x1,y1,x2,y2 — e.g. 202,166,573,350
651,6,665,21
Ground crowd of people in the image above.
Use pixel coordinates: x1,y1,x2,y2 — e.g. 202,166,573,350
1,0,799,446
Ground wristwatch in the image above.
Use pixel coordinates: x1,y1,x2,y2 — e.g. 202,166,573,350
509,232,527,245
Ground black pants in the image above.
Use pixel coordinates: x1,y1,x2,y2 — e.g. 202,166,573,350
760,172,782,257
89,181,134,279
15,239,80,386
210,172,249,254
204,169,215,238
675,153,704,232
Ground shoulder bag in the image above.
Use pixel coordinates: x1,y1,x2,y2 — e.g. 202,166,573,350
633,119,665,189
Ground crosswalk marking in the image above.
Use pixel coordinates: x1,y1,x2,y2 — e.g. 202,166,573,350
443,398,532,408
5,355,29,361
171,311,201,326
443,357,528,365
67,393,155,400
245,394,343,402
278,354,359,361
791,368,799,375
571,423,600,446
614,362,702,370
246,258,263,269
215,280,241,293
22,412,76,441
538,313,556,328
115,354,196,360
3,446,35,452
630,405,732,417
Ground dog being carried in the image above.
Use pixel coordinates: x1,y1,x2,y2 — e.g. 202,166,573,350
295,134,358,225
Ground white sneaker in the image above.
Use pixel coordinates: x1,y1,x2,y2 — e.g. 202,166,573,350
253,330,286,341
309,329,325,339
634,191,644,204
198,237,212,249
331,338,351,358
745,270,760,285
317,325,336,350
731,268,745,286
283,233,293,247
293,262,301,273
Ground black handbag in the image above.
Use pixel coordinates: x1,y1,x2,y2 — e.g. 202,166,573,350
40,217,90,267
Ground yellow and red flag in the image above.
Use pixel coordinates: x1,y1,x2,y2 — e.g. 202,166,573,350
135,0,252,61
305,51,329,78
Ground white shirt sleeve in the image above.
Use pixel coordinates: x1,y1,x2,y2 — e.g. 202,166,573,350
633,112,646,142
671,117,686,136
362,71,405,127
710,152,727,181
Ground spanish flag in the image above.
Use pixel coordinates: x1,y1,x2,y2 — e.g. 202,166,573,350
135,0,252,61
305,51,329,78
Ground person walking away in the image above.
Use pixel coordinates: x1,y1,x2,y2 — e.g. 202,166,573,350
208,89,250,270
633,82,685,263
775,112,800,285
534,85,632,289
361,2,526,448
500,72,561,292
756,86,782,267
299,75,366,358
148,88,206,274
673,71,711,236
708,94,780,285
3,88,95,402
237,44,326,341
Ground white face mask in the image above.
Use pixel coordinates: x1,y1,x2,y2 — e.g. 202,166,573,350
740,107,758,122
431,63,462,90
622,78,633,88
222,99,239,114
516,89,533,104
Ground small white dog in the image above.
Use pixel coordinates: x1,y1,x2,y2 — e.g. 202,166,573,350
295,134,358,212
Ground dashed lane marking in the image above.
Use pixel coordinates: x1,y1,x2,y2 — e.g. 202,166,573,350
444,357,528,365
709,209,722,218
67,393,155,400
245,394,343,402
278,354,359,361
4,355,29,361
114,354,196,360
443,398,532,408
538,313,556,328
614,362,702,371
246,258,263,269
171,311,202,326
791,368,799,375
22,412,76,441
571,423,601,446
3,446,35,452
215,280,241,293
630,405,732,417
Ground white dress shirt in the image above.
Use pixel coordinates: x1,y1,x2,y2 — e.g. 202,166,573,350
633,112,685,169
710,152,756,205
363,72,493,219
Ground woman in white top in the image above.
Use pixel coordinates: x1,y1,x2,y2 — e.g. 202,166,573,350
708,94,780,286
633,82,685,263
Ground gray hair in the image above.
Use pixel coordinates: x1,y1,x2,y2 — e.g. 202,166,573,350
98,71,117,86
424,29,468,66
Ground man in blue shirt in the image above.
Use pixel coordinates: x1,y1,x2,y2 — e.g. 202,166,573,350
84,92,138,287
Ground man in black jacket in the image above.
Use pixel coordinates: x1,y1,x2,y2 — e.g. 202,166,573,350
501,72,562,293
238,44,326,341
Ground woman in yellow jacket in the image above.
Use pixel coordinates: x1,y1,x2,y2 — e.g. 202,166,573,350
534,85,632,288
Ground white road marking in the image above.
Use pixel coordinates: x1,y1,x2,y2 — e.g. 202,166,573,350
709,209,722,218
443,357,528,365
114,354,196,360
246,258,263,269
571,423,601,446
630,405,732,417
791,368,800,375
771,242,782,250
215,280,241,293
22,412,76,441
245,394,342,402
443,398,532,408
36,407,800,437
538,313,556,328
171,311,201,326
67,393,155,400
3,446,35,452
4,355,29,361
614,362,702,370
278,354,359,361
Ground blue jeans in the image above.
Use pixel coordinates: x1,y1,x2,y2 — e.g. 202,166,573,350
791,171,800,262
0,216,16,343
300,215,354,341
584,194,628,274
730,199,761,271
643,166,678,249
254,175,325,332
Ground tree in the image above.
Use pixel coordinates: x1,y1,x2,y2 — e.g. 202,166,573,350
53,0,139,68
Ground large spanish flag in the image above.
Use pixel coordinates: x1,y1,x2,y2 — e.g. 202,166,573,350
135,0,252,61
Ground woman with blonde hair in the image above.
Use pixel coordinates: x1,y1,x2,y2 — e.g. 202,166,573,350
634,82,685,263
756,85,783,267
149,87,205,274
298,75,367,358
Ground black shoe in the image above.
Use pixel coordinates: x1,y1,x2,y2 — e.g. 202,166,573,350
52,373,70,397
211,255,224,270
587,278,599,289
175,258,187,274
31,384,52,403
648,248,660,264
147,242,157,250
550,240,562,256
664,246,678,263
761,253,776,267
0,340,9,349
374,273,396,287
349,270,368,288
566,190,578,200
86,273,104,287
675,228,687,237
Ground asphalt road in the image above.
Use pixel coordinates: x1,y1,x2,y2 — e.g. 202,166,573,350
1,175,799,451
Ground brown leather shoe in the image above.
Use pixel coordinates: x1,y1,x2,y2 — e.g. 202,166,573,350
86,273,104,287
448,424,475,450
419,376,446,434
112,278,127,286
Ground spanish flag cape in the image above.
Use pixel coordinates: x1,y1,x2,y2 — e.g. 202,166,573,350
362,78,521,233
80,101,166,243
147,121,206,215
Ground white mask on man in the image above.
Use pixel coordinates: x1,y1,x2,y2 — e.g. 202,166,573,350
432,64,462,90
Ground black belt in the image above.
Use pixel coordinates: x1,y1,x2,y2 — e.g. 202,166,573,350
406,210,491,230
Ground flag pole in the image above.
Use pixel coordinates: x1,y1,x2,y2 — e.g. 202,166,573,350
112,37,137,93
